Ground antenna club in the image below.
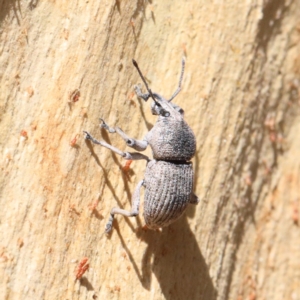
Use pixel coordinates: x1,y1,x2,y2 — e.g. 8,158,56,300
132,59,138,67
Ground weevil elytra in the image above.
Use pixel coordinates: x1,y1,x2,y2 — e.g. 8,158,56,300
84,58,199,233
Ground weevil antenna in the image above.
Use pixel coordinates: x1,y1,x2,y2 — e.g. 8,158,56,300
132,59,170,117
168,57,185,102
132,59,160,106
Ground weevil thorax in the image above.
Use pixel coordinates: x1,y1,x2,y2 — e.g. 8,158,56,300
147,94,196,161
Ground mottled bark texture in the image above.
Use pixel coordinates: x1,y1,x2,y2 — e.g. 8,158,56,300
0,0,300,299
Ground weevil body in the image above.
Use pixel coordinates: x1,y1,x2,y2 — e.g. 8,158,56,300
84,58,199,233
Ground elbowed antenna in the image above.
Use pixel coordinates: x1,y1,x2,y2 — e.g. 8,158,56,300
132,59,158,105
168,57,185,102
132,59,170,117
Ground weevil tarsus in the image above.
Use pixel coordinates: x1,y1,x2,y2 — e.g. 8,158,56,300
100,118,116,133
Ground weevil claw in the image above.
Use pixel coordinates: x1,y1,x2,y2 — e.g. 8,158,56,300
83,131,92,140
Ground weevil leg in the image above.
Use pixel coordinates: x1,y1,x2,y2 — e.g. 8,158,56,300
115,127,148,151
134,85,167,105
100,119,148,151
83,131,150,161
134,84,151,101
99,118,116,133
105,180,144,233
190,193,200,204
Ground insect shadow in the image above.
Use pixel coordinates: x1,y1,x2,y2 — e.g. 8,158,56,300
79,277,94,291
115,213,217,300
84,137,139,232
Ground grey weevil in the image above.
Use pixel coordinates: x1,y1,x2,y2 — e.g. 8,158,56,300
83,58,199,233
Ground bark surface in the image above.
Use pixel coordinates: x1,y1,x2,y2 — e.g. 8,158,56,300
1,0,300,299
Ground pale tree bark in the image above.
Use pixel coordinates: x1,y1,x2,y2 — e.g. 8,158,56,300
1,0,300,299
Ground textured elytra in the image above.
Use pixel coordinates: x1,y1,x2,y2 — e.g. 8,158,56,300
143,160,194,229
146,117,196,161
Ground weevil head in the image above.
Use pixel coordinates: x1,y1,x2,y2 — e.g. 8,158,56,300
132,59,185,119
150,93,184,118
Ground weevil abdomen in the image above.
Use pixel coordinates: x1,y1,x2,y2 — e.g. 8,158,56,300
143,160,194,229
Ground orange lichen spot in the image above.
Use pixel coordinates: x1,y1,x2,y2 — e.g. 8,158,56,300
20,130,28,139
89,193,102,214
244,173,252,186
26,86,34,97
70,134,79,147
17,238,24,248
21,28,28,37
269,131,277,143
292,200,299,225
5,153,12,161
69,204,80,215
121,160,133,172
128,91,134,100
69,89,80,103
30,122,37,130
89,200,102,215
63,29,69,40
127,91,136,106
121,251,128,260
249,291,256,300
75,257,89,280
189,7,194,17
130,18,135,28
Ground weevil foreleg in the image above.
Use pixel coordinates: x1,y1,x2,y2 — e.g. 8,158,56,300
83,131,149,161
134,85,166,103
134,84,151,101
100,119,148,151
105,180,144,233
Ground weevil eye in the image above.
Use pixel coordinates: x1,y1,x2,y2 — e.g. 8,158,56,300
151,103,170,117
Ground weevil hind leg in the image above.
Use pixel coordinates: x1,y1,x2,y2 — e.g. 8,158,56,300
190,193,200,204
105,180,144,233
83,131,149,161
